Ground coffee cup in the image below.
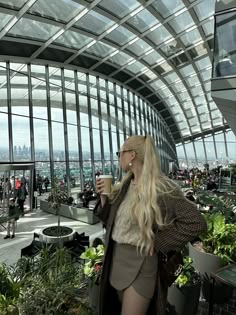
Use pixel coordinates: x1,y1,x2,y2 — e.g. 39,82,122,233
99,175,113,195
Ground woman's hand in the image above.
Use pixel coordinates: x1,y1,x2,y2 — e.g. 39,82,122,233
150,244,154,256
96,177,106,207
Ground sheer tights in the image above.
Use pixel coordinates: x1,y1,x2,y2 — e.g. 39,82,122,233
117,286,150,315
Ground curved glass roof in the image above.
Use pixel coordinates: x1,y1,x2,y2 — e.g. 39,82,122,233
0,0,229,143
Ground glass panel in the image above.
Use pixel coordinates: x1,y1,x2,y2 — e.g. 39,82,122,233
54,162,66,182
10,69,29,116
202,19,214,37
52,122,65,161
141,50,163,66
108,51,133,66
146,25,172,45
12,115,31,162
194,139,205,161
176,144,186,168
193,0,216,22
78,73,87,94
184,142,196,166
0,113,9,161
67,124,79,161
93,128,101,160
81,127,91,160
9,18,60,41
69,162,81,190
98,0,139,19
215,133,227,163
86,41,116,58
75,10,115,35
105,26,136,46
29,0,84,23
111,132,119,160
180,28,202,47
31,65,48,119
101,129,109,160
101,102,108,131
156,61,172,74
127,8,157,33
0,0,27,9
0,63,7,113
34,119,49,161
0,12,13,32
194,57,211,73
50,69,63,122
152,0,185,19
126,39,152,57
35,162,51,183
169,11,194,34
213,11,236,77
56,30,92,49
226,130,236,163
126,61,146,74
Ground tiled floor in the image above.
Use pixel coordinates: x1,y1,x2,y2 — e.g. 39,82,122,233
0,206,104,266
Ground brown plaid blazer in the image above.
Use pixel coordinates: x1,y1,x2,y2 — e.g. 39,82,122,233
94,177,207,315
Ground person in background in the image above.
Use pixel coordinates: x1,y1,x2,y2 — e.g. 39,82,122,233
44,176,50,193
95,135,207,315
4,198,19,239
16,182,28,216
36,174,43,196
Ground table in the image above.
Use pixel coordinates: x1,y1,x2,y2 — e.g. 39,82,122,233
208,263,236,315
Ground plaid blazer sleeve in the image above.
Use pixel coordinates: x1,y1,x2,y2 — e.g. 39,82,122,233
93,197,111,226
155,196,207,254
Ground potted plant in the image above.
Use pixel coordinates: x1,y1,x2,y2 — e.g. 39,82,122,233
4,247,92,314
0,263,20,315
80,242,105,314
189,212,236,302
40,178,76,244
167,256,201,315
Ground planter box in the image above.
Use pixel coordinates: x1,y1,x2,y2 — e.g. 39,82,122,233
40,200,99,225
188,242,233,303
168,281,201,315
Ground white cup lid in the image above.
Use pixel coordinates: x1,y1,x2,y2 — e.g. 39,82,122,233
99,175,113,178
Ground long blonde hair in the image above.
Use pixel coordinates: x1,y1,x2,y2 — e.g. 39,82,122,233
110,135,184,254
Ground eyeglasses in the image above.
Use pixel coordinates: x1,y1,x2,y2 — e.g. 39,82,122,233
116,150,134,158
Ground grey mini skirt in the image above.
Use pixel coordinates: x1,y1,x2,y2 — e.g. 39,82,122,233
109,242,158,299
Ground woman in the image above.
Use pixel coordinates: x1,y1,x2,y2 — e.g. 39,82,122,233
95,135,207,315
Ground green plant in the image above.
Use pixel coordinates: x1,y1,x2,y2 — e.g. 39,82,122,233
174,256,200,288
18,247,91,315
199,212,236,265
0,263,21,315
0,247,92,315
80,245,105,285
198,191,236,223
47,177,68,236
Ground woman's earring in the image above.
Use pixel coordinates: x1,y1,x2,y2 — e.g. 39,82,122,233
128,162,132,167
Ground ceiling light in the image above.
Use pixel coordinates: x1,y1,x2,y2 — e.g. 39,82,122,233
106,23,119,34
110,50,119,57
74,8,89,21
127,60,136,66
186,25,197,33
130,6,144,17
144,48,154,55
174,8,187,17
150,24,160,32
128,37,139,45
86,40,96,49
